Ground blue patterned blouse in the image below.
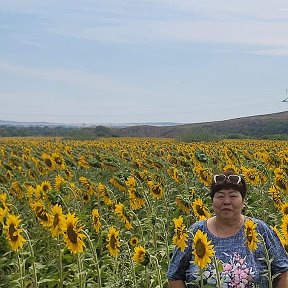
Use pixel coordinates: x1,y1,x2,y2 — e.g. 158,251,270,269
167,218,288,287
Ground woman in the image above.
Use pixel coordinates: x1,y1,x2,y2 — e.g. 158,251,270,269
167,171,288,287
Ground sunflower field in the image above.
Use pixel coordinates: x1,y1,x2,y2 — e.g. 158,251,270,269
0,137,287,287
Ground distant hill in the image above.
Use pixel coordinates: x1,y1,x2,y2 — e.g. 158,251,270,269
110,111,288,140
0,111,287,140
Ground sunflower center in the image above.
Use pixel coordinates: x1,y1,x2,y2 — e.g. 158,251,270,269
110,235,117,249
67,224,78,244
284,207,288,215
37,210,48,222
45,158,53,167
53,214,59,227
8,224,18,241
246,228,253,242
196,205,206,216
176,228,183,239
0,201,5,210
42,184,49,192
152,186,161,194
94,217,99,225
195,239,206,258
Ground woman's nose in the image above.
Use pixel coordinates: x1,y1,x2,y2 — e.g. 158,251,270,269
223,196,231,204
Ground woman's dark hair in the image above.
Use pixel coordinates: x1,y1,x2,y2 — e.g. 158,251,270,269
210,170,247,199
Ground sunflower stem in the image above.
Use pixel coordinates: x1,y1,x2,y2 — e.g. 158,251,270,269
77,253,85,288
17,252,25,288
200,268,204,288
259,234,273,288
158,217,170,264
22,228,38,288
130,210,144,241
212,256,222,288
82,230,102,288
126,242,137,287
150,255,163,288
57,235,63,288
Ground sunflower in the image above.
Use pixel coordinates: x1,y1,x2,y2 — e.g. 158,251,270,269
10,181,24,199
221,164,240,175
128,188,145,210
49,204,65,238
110,176,126,192
63,213,86,254
268,185,283,209
54,175,65,191
172,216,188,252
78,156,90,169
244,219,259,252
0,193,9,223
97,183,113,206
193,165,212,187
79,176,93,191
133,246,150,266
106,226,120,257
281,215,288,239
282,238,288,254
42,153,55,169
274,172,288,192
30,200,51,228
91,209,101,233
41,180,52,193
175,196,191,214
52,152,66,169
241,166,260,186
192,199,211,220
125,176,137,188
129,235,139,248
192,229,215,269
4,214,26,251
114,203,132,230
281,203,288,216
167,167,180,183
147,181,164,199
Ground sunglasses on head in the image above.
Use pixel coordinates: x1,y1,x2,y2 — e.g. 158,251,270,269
213,174,242,184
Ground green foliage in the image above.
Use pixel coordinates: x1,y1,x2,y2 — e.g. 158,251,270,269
178,128,224,142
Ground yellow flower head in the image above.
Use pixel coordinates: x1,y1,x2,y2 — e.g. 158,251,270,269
129,235,139,248
192,229,215,269
172,216,188,252
50,204,65,238
244,219,259,252
192,199,211,221
4,214,26,251
91,209,101,233
63,213,86,254
175,196,190,214
281,215,288,239
0,193,9,223
106,226,120,257
147,181,164,200
133,246,150,266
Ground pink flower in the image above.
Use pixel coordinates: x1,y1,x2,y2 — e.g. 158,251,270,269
224,263,233,271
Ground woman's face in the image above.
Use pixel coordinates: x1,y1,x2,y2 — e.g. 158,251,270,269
213,189,244,220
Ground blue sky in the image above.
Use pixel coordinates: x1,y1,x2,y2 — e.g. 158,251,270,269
0,0,288,124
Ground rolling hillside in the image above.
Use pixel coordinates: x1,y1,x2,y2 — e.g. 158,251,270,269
0,111,287,140
110,111,288,140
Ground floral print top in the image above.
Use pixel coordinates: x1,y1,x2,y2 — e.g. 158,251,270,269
167,218,288,287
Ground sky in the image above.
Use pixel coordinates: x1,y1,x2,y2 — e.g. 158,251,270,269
1,0,288,125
